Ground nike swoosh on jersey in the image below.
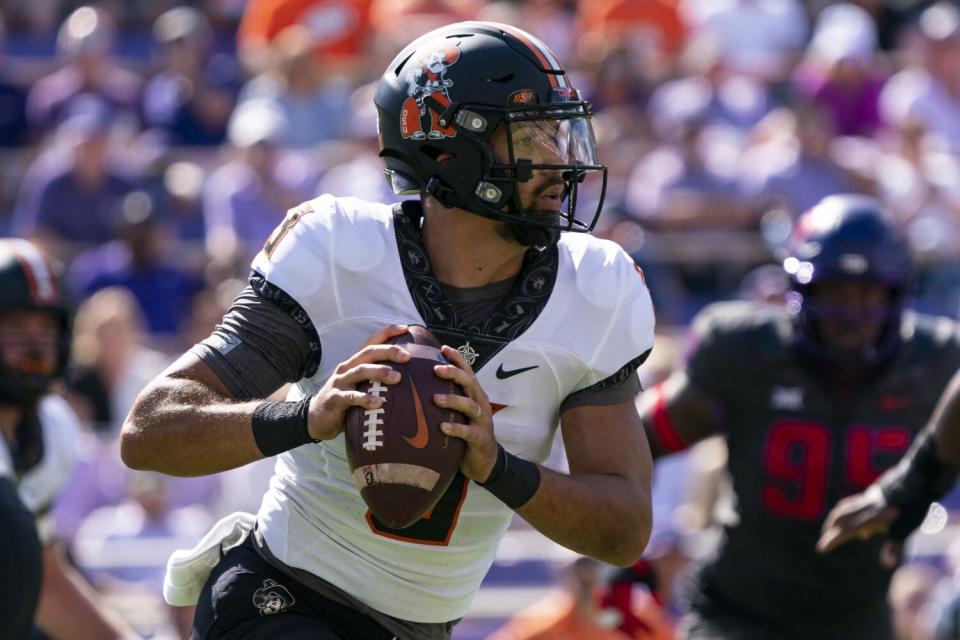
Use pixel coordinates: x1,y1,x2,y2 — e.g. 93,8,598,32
496,364,539,380
404,379,430,449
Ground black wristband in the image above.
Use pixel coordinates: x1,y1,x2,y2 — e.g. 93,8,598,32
880,430,960,540
477,444,541,509
251,395,316,457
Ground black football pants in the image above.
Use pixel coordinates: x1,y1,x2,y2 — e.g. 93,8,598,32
191,537,397,640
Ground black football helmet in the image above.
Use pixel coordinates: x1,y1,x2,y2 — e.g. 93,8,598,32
783,194,913,366
375,21,607,246
0,240,71,404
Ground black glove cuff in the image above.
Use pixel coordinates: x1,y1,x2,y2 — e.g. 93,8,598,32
251,396,316,457
477,444,541,510
880,430,959,540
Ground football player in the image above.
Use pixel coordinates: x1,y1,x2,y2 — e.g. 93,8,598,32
121,22,656,640
0,239,130,639
638,194,960,640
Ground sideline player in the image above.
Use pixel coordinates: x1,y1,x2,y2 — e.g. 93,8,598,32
0,239,130,639
121,22,656,640
638,194,960,639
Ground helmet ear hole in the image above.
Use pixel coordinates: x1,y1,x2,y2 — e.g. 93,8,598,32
420,145,452,162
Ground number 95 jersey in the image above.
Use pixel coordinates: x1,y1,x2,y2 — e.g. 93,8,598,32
685,300,960,636
249,195,655,624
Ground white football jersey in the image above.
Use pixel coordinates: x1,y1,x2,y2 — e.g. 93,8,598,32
8,395,79,542
250,195,655,622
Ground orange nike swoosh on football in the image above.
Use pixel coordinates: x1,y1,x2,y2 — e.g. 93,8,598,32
404,378,430,449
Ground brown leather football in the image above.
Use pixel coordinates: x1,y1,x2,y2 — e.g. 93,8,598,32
345,325,467,529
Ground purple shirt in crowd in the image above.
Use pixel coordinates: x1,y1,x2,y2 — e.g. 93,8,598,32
203,154,319,262
795,69,886,137
26,64,141,133
12,162,136,244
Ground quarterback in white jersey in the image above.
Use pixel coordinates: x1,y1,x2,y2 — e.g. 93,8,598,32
0,239,130,640
124,22,656,640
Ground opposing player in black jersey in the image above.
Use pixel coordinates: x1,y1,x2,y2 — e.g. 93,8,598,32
637,194,960,640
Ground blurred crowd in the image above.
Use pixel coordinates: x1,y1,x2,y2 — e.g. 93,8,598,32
3,0,960,638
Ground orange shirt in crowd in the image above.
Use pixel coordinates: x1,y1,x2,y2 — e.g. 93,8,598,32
238,0,373,59
601,581,675,640
578,0,687,57
487,592,632,640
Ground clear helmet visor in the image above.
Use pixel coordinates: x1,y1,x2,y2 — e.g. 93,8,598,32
504,116,600,167
487,115,605,231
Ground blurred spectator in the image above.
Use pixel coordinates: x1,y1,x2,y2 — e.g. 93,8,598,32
72,470,212,638
314,81,403,202
25,6,141,136
880,2,960,151
52,422,126,543
68,190,205,338
599,560,676,640
890,563,941,640
73,471,212,586
586,41,656,116
851,0,921,51
475,0,577,64
487,557,632,640
578,0,687,78
237,24,352,148
142,6,239,146
11,96,138,259
625,111,751,230
651,38,776,136
154,160,209,270
927,537,960,640
793,3,887,137
740,103,861,217
65,287,169,436
870,120,960,263
369,0,479,63
204,98,320,270
237,0,374,74
0,11,29,147
679,0,808,81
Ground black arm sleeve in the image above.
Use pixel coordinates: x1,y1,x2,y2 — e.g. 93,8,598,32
189,273,322,400
879,429,960,540
559,350,650,413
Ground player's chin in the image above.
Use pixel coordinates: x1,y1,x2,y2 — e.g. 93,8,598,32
508,223,557,247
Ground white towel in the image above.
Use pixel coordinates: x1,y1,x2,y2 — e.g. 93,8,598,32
163,511,257,606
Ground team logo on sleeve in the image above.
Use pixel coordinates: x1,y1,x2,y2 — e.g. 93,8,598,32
252,579,295,616
770,386,804,411
262,203,314,259
401,40,462,141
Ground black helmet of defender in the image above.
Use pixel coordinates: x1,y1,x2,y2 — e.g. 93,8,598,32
0,240,71,404
784,194,913,366
375,21,607,246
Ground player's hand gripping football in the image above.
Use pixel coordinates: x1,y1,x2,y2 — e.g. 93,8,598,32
817,485,902,568
306,324,412,441
433,345,499,482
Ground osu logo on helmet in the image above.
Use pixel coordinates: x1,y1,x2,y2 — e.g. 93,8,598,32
400,40,462,141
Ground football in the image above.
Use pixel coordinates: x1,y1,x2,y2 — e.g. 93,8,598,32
345,325,467,529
